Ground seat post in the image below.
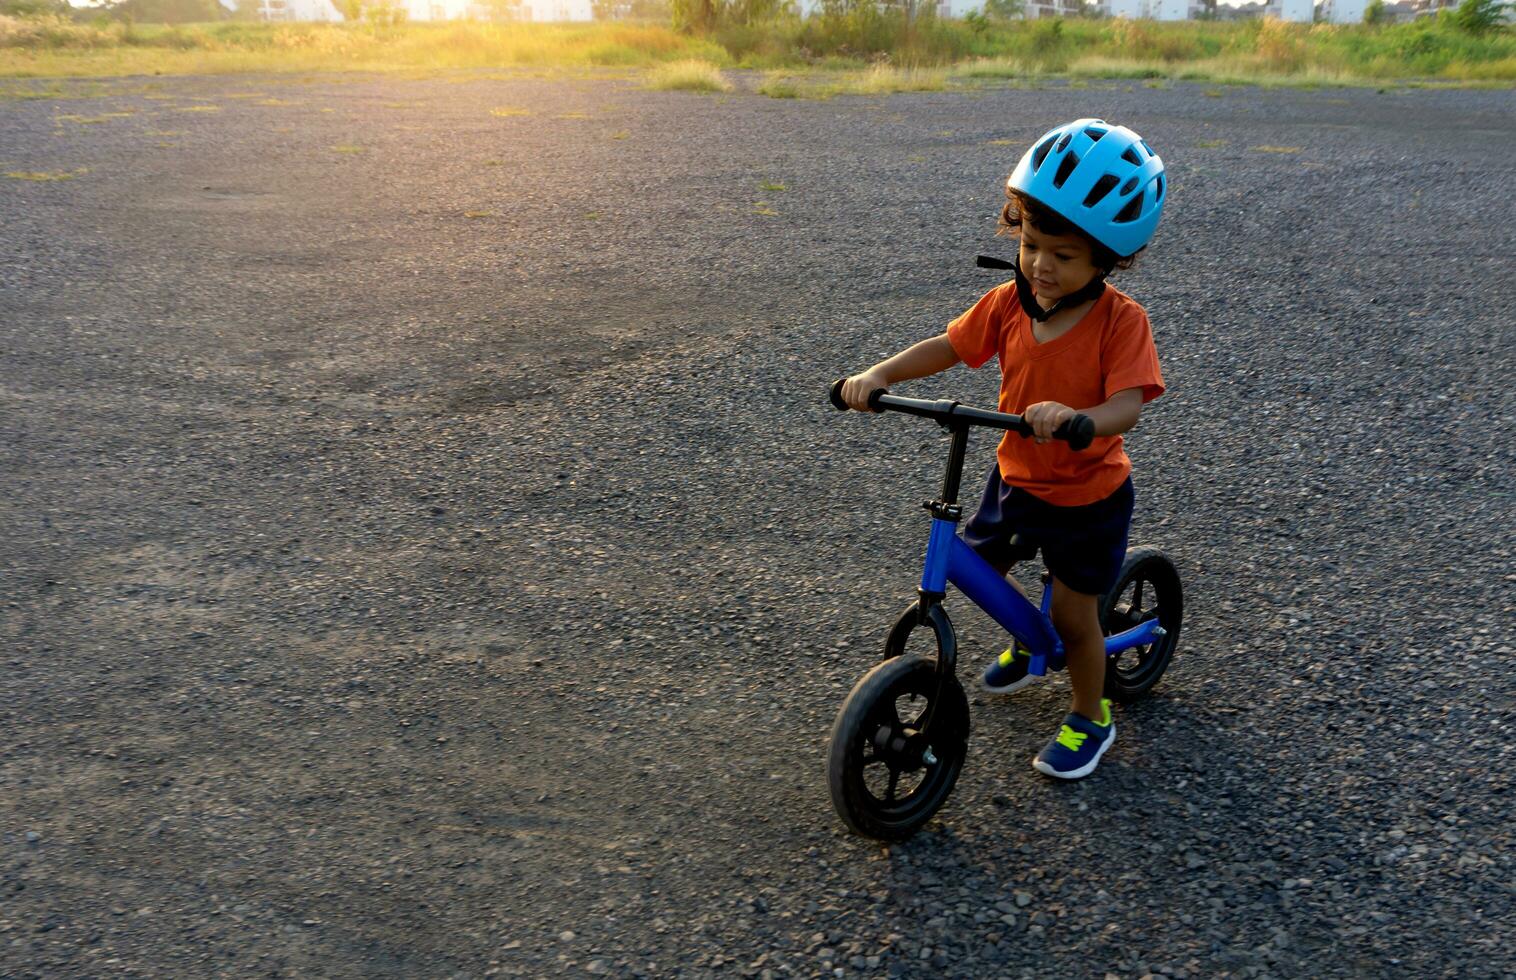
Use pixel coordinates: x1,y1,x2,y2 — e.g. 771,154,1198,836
940,424,970,507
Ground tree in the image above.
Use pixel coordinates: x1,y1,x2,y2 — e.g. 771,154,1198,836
331,0,363,19
1362,0,1388,22
981,0,1022,17
670,0,717,30
1451,0,1509,32
106,0,232,21
476,0,525,18
362,0,407,23
0,0,71,16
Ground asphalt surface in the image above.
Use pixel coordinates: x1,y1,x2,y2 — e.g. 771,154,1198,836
2,71,1513,979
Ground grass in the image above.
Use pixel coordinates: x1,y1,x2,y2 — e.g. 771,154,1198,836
645,59,731,93
756,74,802,98
0,17,1510,86
757,64,947,99
490,105,530,116
1252,144,1303,152
759,180,786,191
6,168,85,180
330,144,364,153
0,19,732,78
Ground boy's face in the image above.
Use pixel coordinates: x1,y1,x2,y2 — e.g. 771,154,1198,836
1018,221,1100,307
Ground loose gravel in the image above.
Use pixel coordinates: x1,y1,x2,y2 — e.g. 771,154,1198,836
1,71,1513,979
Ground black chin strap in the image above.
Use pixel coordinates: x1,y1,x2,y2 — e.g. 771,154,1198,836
976,254,1107,323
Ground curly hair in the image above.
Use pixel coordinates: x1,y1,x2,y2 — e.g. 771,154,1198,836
997,189,1141,273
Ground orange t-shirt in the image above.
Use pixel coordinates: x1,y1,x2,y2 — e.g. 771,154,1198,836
946,281,1165,507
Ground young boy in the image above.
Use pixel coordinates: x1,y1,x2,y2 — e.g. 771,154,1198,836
840,119,1167,780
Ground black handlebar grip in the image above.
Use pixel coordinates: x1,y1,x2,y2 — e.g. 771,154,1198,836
1056,414,1096,451
829,378,892,413
1014,413,1096,450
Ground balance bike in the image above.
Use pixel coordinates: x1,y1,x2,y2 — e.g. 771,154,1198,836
825,380,1183,841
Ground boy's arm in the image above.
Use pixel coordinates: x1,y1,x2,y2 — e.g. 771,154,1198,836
842,333,961,412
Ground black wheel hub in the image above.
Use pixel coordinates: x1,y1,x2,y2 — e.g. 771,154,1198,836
871,723,931,772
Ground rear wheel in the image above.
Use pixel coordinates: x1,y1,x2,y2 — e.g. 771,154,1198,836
1100,547,1182,703
826,654,969,842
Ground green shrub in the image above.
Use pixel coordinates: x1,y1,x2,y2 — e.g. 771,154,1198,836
1451,0,1510,34
646,57,731,89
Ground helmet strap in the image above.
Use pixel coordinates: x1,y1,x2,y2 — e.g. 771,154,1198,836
1012,261,1107,323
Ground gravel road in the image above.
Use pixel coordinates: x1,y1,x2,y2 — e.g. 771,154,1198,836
2,70,1513,979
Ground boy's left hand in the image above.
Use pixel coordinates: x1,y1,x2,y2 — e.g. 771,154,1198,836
1023,401,1076,444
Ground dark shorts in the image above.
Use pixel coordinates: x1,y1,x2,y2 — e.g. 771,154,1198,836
961,464,1134,596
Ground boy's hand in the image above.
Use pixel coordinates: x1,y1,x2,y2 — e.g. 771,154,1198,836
1023,401,1075,443
841,370,889,412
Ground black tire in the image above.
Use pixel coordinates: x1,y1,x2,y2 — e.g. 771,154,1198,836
826,654,969,842
1099,546,1183,703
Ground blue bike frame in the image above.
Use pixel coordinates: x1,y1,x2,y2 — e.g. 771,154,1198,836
919,517,1165,677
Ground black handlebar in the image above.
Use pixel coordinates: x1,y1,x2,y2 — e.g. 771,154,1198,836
829,378,1096,452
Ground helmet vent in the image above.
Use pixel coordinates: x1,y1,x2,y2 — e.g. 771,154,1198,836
1084,126,1107,142
1114,191,1144,224
1031,137,1057,173
1120,175,1139,196
1053,153,1080,190
1121,146,1141,166
1156,174,1165,200
1083,174,1120,208
1056,132,1073,152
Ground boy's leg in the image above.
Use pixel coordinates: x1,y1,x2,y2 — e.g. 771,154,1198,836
988,557,1030,600
1049,578,1105,721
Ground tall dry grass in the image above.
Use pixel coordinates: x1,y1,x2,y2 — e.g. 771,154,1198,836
0,16,1511,84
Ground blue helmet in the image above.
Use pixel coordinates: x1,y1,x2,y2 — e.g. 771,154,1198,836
1007,118,1166,260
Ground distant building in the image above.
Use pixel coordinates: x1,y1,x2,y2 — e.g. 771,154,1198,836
1269,0,1312,20
1020,0,1087,17
517,0,591,17
1101,0,1190,18
1320,0,1366,20
255,0,340,20
250,0,590,19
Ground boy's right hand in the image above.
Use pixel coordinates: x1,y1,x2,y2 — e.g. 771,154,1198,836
841,371,888,412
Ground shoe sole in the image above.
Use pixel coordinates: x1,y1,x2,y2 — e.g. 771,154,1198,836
979,671,1035,695
1031,724,1115,780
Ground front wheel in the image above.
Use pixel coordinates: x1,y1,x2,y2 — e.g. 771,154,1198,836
826,654,969,842
1100,546,1183,703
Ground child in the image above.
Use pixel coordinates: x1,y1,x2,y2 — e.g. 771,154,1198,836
840,118,1167,780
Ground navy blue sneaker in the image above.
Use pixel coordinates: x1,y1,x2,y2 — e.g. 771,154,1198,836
1032,699,1115,780
980,641,1037,695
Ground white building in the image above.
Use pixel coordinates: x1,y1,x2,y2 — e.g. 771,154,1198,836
515,0,593,19
248,0,590,20
253,0,341,20
1102,0,1190,18
1267,0,1313,20
1321,0,1367,20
